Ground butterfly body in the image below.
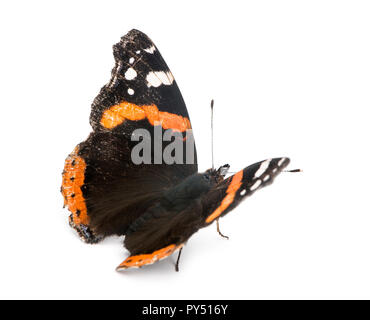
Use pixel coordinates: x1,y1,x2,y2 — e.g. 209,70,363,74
123,170,223,254
61,29,291,271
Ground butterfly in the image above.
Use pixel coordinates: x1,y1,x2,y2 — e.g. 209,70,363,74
61,29,291,271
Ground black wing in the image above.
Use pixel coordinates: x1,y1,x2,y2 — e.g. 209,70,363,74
202,158,290,225
61,30,197,242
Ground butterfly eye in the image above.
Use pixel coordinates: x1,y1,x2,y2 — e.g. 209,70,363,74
203,174,211,182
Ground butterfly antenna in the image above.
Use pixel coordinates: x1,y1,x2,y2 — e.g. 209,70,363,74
211,99,215,170
284,169,303,173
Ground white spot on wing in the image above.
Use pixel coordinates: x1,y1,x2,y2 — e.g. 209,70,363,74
254,159,271,178
240,189,247,196
144,45,156,54
125,67,137,80
263,175,270,182
278,158,286,166
156,71,172,85
146,71,175,87
129,57,135,64
146,72,162,87
250,179,261,191
127,88,134,95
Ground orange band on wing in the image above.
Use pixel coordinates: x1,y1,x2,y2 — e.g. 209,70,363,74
61,147,89,226
101,102,191,132
116,244,183,271
100,101,146,129
205,170,244,224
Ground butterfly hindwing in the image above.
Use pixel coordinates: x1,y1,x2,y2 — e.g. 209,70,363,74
116,244,184,271
121,174,209,256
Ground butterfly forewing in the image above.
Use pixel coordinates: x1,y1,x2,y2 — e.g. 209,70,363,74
203,157,290,225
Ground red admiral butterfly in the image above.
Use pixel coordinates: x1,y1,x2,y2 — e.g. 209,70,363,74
61,29,291,271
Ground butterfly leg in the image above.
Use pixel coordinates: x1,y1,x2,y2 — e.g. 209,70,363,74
216,219,229,240
68,214,103,244
175,247,183,272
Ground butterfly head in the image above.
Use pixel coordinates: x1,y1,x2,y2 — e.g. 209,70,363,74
185,165,229,197
204,164,230,185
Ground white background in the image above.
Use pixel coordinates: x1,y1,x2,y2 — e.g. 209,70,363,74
0,0,369,299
